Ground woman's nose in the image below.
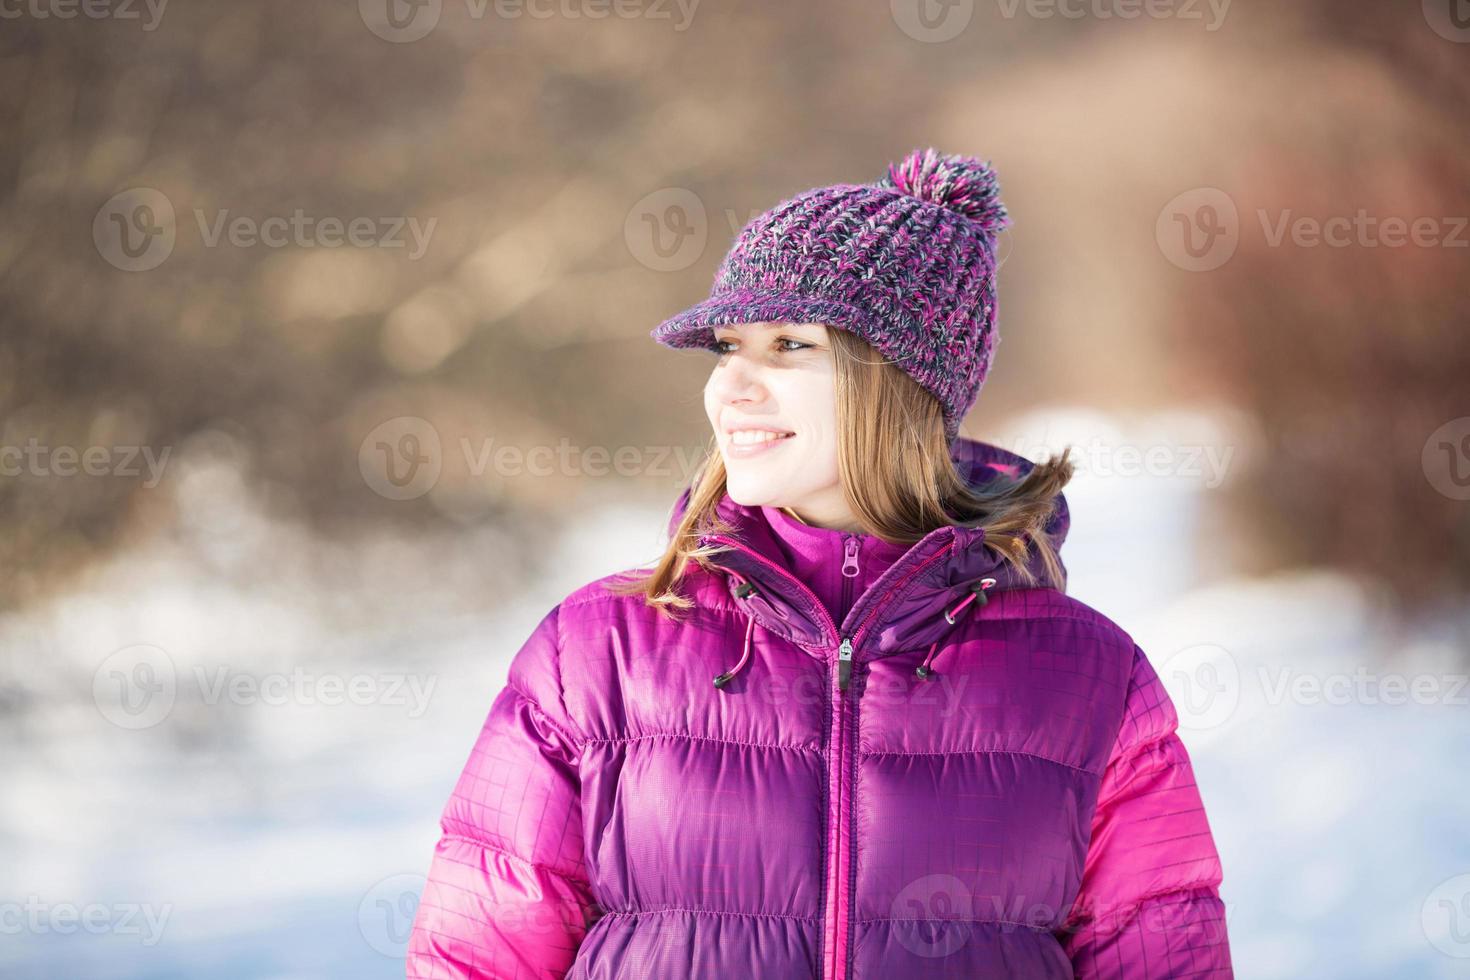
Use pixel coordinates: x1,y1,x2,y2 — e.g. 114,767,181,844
709,353,767,405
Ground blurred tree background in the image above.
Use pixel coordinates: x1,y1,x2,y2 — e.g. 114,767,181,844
1,0,1466,618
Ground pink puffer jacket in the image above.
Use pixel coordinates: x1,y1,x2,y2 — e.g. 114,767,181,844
407,437,1233,978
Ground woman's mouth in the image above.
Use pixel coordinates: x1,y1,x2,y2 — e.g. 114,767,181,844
724,429,795,459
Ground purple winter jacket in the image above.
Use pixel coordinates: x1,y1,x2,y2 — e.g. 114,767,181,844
406,436,1233,978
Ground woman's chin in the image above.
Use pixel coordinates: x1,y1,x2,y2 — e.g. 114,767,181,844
722,471,789,508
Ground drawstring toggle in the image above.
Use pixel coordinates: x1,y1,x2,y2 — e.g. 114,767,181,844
916,577,996,680
715,577,759,690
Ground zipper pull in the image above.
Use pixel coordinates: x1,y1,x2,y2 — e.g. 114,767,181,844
837,637,854,690
841,536,860,578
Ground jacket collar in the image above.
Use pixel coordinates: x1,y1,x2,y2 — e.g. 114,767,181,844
666,437,1070,659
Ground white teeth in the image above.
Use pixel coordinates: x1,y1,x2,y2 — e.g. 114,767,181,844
729,430,791,446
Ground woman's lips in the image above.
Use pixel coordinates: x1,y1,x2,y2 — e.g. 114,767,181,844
723,430,796,459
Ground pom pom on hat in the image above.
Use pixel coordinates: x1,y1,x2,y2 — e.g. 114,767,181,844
881,147,1010,233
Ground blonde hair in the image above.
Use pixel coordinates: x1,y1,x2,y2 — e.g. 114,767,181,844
609,328,1074,619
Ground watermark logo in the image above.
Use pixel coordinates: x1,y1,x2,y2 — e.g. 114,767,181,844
1157,643,1240,730
360,0,442,42
625,187,708,272
1156,188,1238,272
360,416,443,501
94,188,437,270
1422,872,1470,957
890,0,975,43
891,874,974,957
1422,417,1470,501
94,188,175,272
1159,187,1469,270
93,645,439,729
93,644,177,730
358,423,712,499
360,873,426,957
360,0,699,42
1423,0,1470,43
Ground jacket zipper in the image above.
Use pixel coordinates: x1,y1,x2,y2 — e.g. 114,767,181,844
701,532,958,980
824,536,861,980
831,540,956,980
823,633,855,980
838,535,859,687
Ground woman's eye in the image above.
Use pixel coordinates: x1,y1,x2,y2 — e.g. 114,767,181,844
710,337,810,355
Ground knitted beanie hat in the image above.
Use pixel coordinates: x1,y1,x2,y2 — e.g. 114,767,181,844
650,147,1011,443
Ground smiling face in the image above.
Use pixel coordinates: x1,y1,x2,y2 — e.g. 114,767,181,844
704,321,854,527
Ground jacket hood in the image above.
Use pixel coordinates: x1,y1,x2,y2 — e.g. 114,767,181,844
664,436,1070,664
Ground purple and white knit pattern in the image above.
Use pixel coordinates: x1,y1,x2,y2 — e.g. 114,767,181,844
650,147,1011,442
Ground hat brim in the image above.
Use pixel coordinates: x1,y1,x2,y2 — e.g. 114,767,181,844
650,287,886,351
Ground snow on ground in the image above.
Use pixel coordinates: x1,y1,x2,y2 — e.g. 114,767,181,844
1,408,1465,978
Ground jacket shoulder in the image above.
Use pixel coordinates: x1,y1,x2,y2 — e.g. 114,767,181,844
495,566,680,735
991,587,1137,651
1009,590,1187,754
544,568,727,740
558,562,731,617
985,588,1141,719
559,566,657,609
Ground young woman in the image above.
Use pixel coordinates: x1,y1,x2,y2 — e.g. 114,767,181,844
407,149,1233,978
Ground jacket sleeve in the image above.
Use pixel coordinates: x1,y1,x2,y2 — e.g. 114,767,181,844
1057,642,1234,978
407,603,600,979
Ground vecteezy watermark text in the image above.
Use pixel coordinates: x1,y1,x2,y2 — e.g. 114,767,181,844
359,0,701,43
1157,187,1469,271
93,188,437,271
358,417,713,501
993,0,1230,30
193,209,436,260
889,0,1229,44
0,898,171,946
93,644,439,730
0,439,170,487
0,0,168,30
